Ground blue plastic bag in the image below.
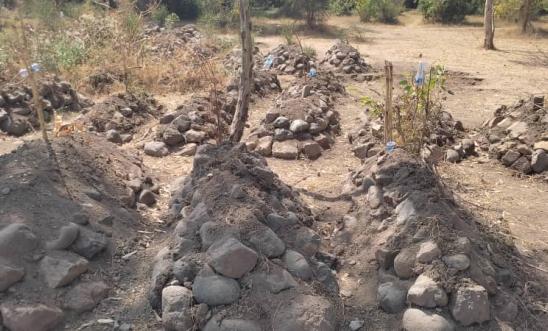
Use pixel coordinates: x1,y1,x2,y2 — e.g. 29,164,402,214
415,61,425,86
307,68,317,78
264,55,274,69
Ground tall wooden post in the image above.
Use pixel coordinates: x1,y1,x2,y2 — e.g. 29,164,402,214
229,0,253,143
484,0,495,50
384,61,393,144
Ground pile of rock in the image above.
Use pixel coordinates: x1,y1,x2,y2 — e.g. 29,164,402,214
246,73,345,160
264,44,316,76
223,46,264,72
144,93,236,157
0,77,92,136
320,40,372,80
481,96,548,175
150,144,342,330
145,24,216,59
348,109,468,163
343,149,534,330
227,70,282,97
224,47,282,96
80,92,161,145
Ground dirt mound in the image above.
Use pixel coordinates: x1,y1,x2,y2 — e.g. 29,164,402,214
223,47,282,97
320,40,373,81
223,46,264,73
149,143,343,330
342,148,545,329
145,24,216,59
79,92,162,143
348,109,466,163
264,44,316,77
0,77,93,137
246,73,345,160
479,95,548,176
145,92,236,157
0,133,159,330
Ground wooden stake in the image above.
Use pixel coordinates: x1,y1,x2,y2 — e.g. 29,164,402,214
384,61,393,144
229,0,253,143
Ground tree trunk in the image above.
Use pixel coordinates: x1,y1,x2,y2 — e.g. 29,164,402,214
484,0,495,50
520,0,532,33
229,0,253,143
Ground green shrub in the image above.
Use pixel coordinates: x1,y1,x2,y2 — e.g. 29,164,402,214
165,0,200,20
418,0,468,23
164,12,180,29
35,35,87,72
152,4,170,26
199,0,240,28
302,45,316,58
329,0,357,15
356,0,402,23
495,0,545,21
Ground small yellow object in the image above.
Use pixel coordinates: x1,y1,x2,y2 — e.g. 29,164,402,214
53,111,85,137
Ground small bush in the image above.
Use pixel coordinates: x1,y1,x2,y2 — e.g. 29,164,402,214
329,0,357,15
357,0,402,23
418,0,469,23
199,0,240,28
302,45,316,58
164,13,180,29
152,4,170,26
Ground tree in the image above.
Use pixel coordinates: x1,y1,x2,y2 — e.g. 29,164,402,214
520,0,532,33
290,0,329,28
484,0,495,50
229,0,253,143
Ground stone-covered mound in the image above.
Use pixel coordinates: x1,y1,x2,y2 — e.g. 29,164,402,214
224,47,282,96
246,73,345,160
227,70,282,97
147,92,236,157
145,24,216,59
0,77,92,137
344,148,544,330
349,109,468,163
151,144,342,330
320,40,373,81
79,92,161,145
264,44,316,76
0,134,157,330
480,96,548,175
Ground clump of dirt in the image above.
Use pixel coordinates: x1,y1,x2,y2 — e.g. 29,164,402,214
478,95,548,176
320,40,373,81
246,73,345,160
150,143,343,330
146,92,236,157
0,76,93,137
0,133,161,330
264,44,316,76
79,92,162,143
341,148,546,330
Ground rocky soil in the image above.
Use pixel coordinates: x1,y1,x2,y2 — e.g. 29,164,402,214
320,40,374,82
263,44,316,77
0,134,163,331
479,96,548,177
337,148,545,330
0,77,93,137
246,72,345,160
151,144,343,330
